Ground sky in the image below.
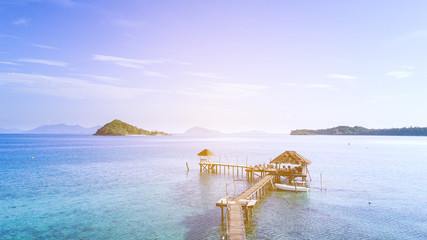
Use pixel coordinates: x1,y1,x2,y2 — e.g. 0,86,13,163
1,0,427,133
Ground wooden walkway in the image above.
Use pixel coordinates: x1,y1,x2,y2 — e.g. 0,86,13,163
224,175,275,240
235,175,274,201
200,162,248,177
226,203,246,240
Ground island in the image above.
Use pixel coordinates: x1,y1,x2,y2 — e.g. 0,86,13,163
94,120,168,136
184,127,223,136
26,124,101,135
290,126,427,136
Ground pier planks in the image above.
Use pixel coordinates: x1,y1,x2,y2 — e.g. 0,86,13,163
224,175,274,240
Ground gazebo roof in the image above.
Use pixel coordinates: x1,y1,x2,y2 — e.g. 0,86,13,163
270,151,311,165
197,149,215,156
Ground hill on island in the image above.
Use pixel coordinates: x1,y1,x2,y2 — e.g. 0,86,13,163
184,127,223,136
291,126,427,136
94,120,168,136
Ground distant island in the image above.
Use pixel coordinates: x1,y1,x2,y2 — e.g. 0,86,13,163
291,126,427,136
26,124,101,134
94,120,168,136
184,127,223,136
0,124,100,134
0,127,23,133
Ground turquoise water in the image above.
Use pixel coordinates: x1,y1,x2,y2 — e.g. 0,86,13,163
1,134,426,239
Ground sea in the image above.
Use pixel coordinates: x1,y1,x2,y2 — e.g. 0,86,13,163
0,134,426,240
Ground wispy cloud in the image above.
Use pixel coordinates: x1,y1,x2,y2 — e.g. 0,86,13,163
144,71,166,78
282,82,336,89
0,34,21,39
386,71,413,79
185,72,228,79
304,83,335,89
0,72,157,99
92,54,162,68
13,18,29,25
160,58,191,65
80,74,122,83
0,61,19,65
31,43,58,50
17,58,68,67
327,74,357,80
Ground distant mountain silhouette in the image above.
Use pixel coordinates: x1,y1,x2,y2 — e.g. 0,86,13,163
291,125,427,136
0,127,23,133
184,127,223,136
26,124,101,134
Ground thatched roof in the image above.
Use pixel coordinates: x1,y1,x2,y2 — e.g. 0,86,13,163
198,149,215,156
270,151,311,165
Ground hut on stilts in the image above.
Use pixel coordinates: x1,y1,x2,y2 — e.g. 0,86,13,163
198,149,215,162
198,149,215,172
270,151,312,186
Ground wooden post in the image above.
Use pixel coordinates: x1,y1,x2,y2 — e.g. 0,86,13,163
186,162,189,171
294,179,297,193
221,205,224,222
320,172,323,191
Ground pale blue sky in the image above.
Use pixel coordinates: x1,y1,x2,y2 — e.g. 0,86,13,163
1,0,427,133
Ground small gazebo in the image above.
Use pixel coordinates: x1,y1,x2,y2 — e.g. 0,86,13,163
198,149,215,163
270,151,311,175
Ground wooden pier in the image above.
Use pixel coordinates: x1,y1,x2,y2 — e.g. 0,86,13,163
199,162,248,176
216,175,275,240
197,149,312,239
226,203,246,240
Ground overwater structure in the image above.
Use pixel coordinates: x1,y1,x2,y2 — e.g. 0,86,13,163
197,149,312,240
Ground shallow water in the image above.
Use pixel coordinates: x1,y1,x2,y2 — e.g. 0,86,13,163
0,134,426,239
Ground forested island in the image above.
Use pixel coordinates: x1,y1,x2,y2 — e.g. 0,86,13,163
94,120,168,136
290,126,427,136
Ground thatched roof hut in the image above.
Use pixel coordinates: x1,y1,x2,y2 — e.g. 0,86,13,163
198,149,215,156
198,149,215,163
270,151,311,165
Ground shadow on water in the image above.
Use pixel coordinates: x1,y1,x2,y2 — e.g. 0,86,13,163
172,172,230,239
181,208,226,240
246,190,311,240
